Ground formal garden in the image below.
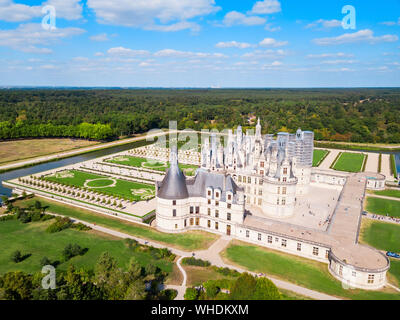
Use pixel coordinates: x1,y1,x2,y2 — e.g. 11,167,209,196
312,149,329,167
44,170,155,201
106,155,199,176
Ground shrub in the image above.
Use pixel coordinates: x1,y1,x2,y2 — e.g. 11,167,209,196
62,243,85,261
204,280,220,299
181,257,211,267
46,217,73,233
71,223,92,231
184,288,199,300
40,256,52,267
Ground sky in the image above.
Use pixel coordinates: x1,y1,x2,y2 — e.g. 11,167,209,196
0,0,400,87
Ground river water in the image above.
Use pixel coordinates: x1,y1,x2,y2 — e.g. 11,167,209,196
395,153,400,178
0,139,150,201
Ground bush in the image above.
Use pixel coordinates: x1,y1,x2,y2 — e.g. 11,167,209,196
181,257,211,267
71,223,91,231
184,288,199,300
46,217,73,233
212,266,240,277
40,257,52,267
62,243,85,261
204,280,219,299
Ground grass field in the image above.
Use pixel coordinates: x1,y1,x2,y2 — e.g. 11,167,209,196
17,197,218,251
222,241,400,300
332,152,366,172
313,149,329,167
0,139,98,165
0,219,173,275
107,155,199,176
360,219,400,253
45,170,155,201
371,189,400,199
365,197,400,218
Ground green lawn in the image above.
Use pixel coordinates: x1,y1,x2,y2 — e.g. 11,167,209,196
45,169,155,201
333,152,366,172
360,219,400,252
0,219,173,275
107,156,199,176
313,149,329,167
366,197,400,218
372,189,400,199
223,242,400,300
18,197,218,251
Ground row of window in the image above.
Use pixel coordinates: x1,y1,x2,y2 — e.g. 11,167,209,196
338,265,378,284
245,230,329,258
173,207,232,221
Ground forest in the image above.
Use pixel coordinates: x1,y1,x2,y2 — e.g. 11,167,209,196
0,88,399,143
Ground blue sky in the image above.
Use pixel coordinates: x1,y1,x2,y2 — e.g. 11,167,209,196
0,0,399,87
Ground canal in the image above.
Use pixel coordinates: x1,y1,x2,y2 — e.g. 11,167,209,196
0,139,152,201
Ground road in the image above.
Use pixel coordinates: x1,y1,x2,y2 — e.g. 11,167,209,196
0,130,176,172
47,212,341,301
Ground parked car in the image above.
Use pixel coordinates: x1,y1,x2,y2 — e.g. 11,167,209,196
386,252,400,259
362,211,368,216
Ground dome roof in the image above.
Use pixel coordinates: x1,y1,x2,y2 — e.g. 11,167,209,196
157,148,189,200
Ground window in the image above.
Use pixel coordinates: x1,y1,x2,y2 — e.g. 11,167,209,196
246,230,250,238
208,190,211,196
297,243,302,251
207,208,211,216
352,271,357,277
282,199,286,206
267,236,272,244
238,176,242,182
208,199,211,205
259,179,263,185
195,206,200,214
227,213,231,221
207,220,211,228
258,198,262,206
173,209,176,217
258,233,262,241
339,265,343,276
277,198,280,205
215,222,219,230
283,168,288,175
275,237,279,242
227,203,231,209
260,162,264,168
175,224,178,229
215,201,219,206
190,218,194,226
260,170,264,175
184,220,187,227
258,189,263,196
325,250,329,259
283,177,287,182
216,192,220,198
281,239,287,247
282,187,287,195
248,177,251,184
195,218,199,226
368,274,375,284
228,194,232,201
215,210,219,218
277,187,280,194
190,206,194,214
172,200,176,205
313,247,319,256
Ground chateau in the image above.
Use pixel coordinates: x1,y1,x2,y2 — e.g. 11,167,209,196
156,123,390,291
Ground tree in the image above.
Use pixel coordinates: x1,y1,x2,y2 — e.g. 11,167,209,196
0,271,33,300
229,273,257,300
204,280,219,299
11,250,22,263
184,288,199,300
253,277,281,300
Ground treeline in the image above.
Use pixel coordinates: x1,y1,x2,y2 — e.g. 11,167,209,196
0,88,399,143
0,121,114,140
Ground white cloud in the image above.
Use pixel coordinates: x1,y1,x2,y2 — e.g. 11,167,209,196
90,33,109,41
145,21,200,32
259,37,288,47
0,0,82,22
223,11,266,26
306,19,342,29
0,23,85,53
215,41,253,49
320,60,357,65
381,18,400,26
154,49,227,59
314,29,398,45
107,47,150,56
250,0,281,14
265,23,280,32
307,53,354,59
242,49,287,59
87,0,220,31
